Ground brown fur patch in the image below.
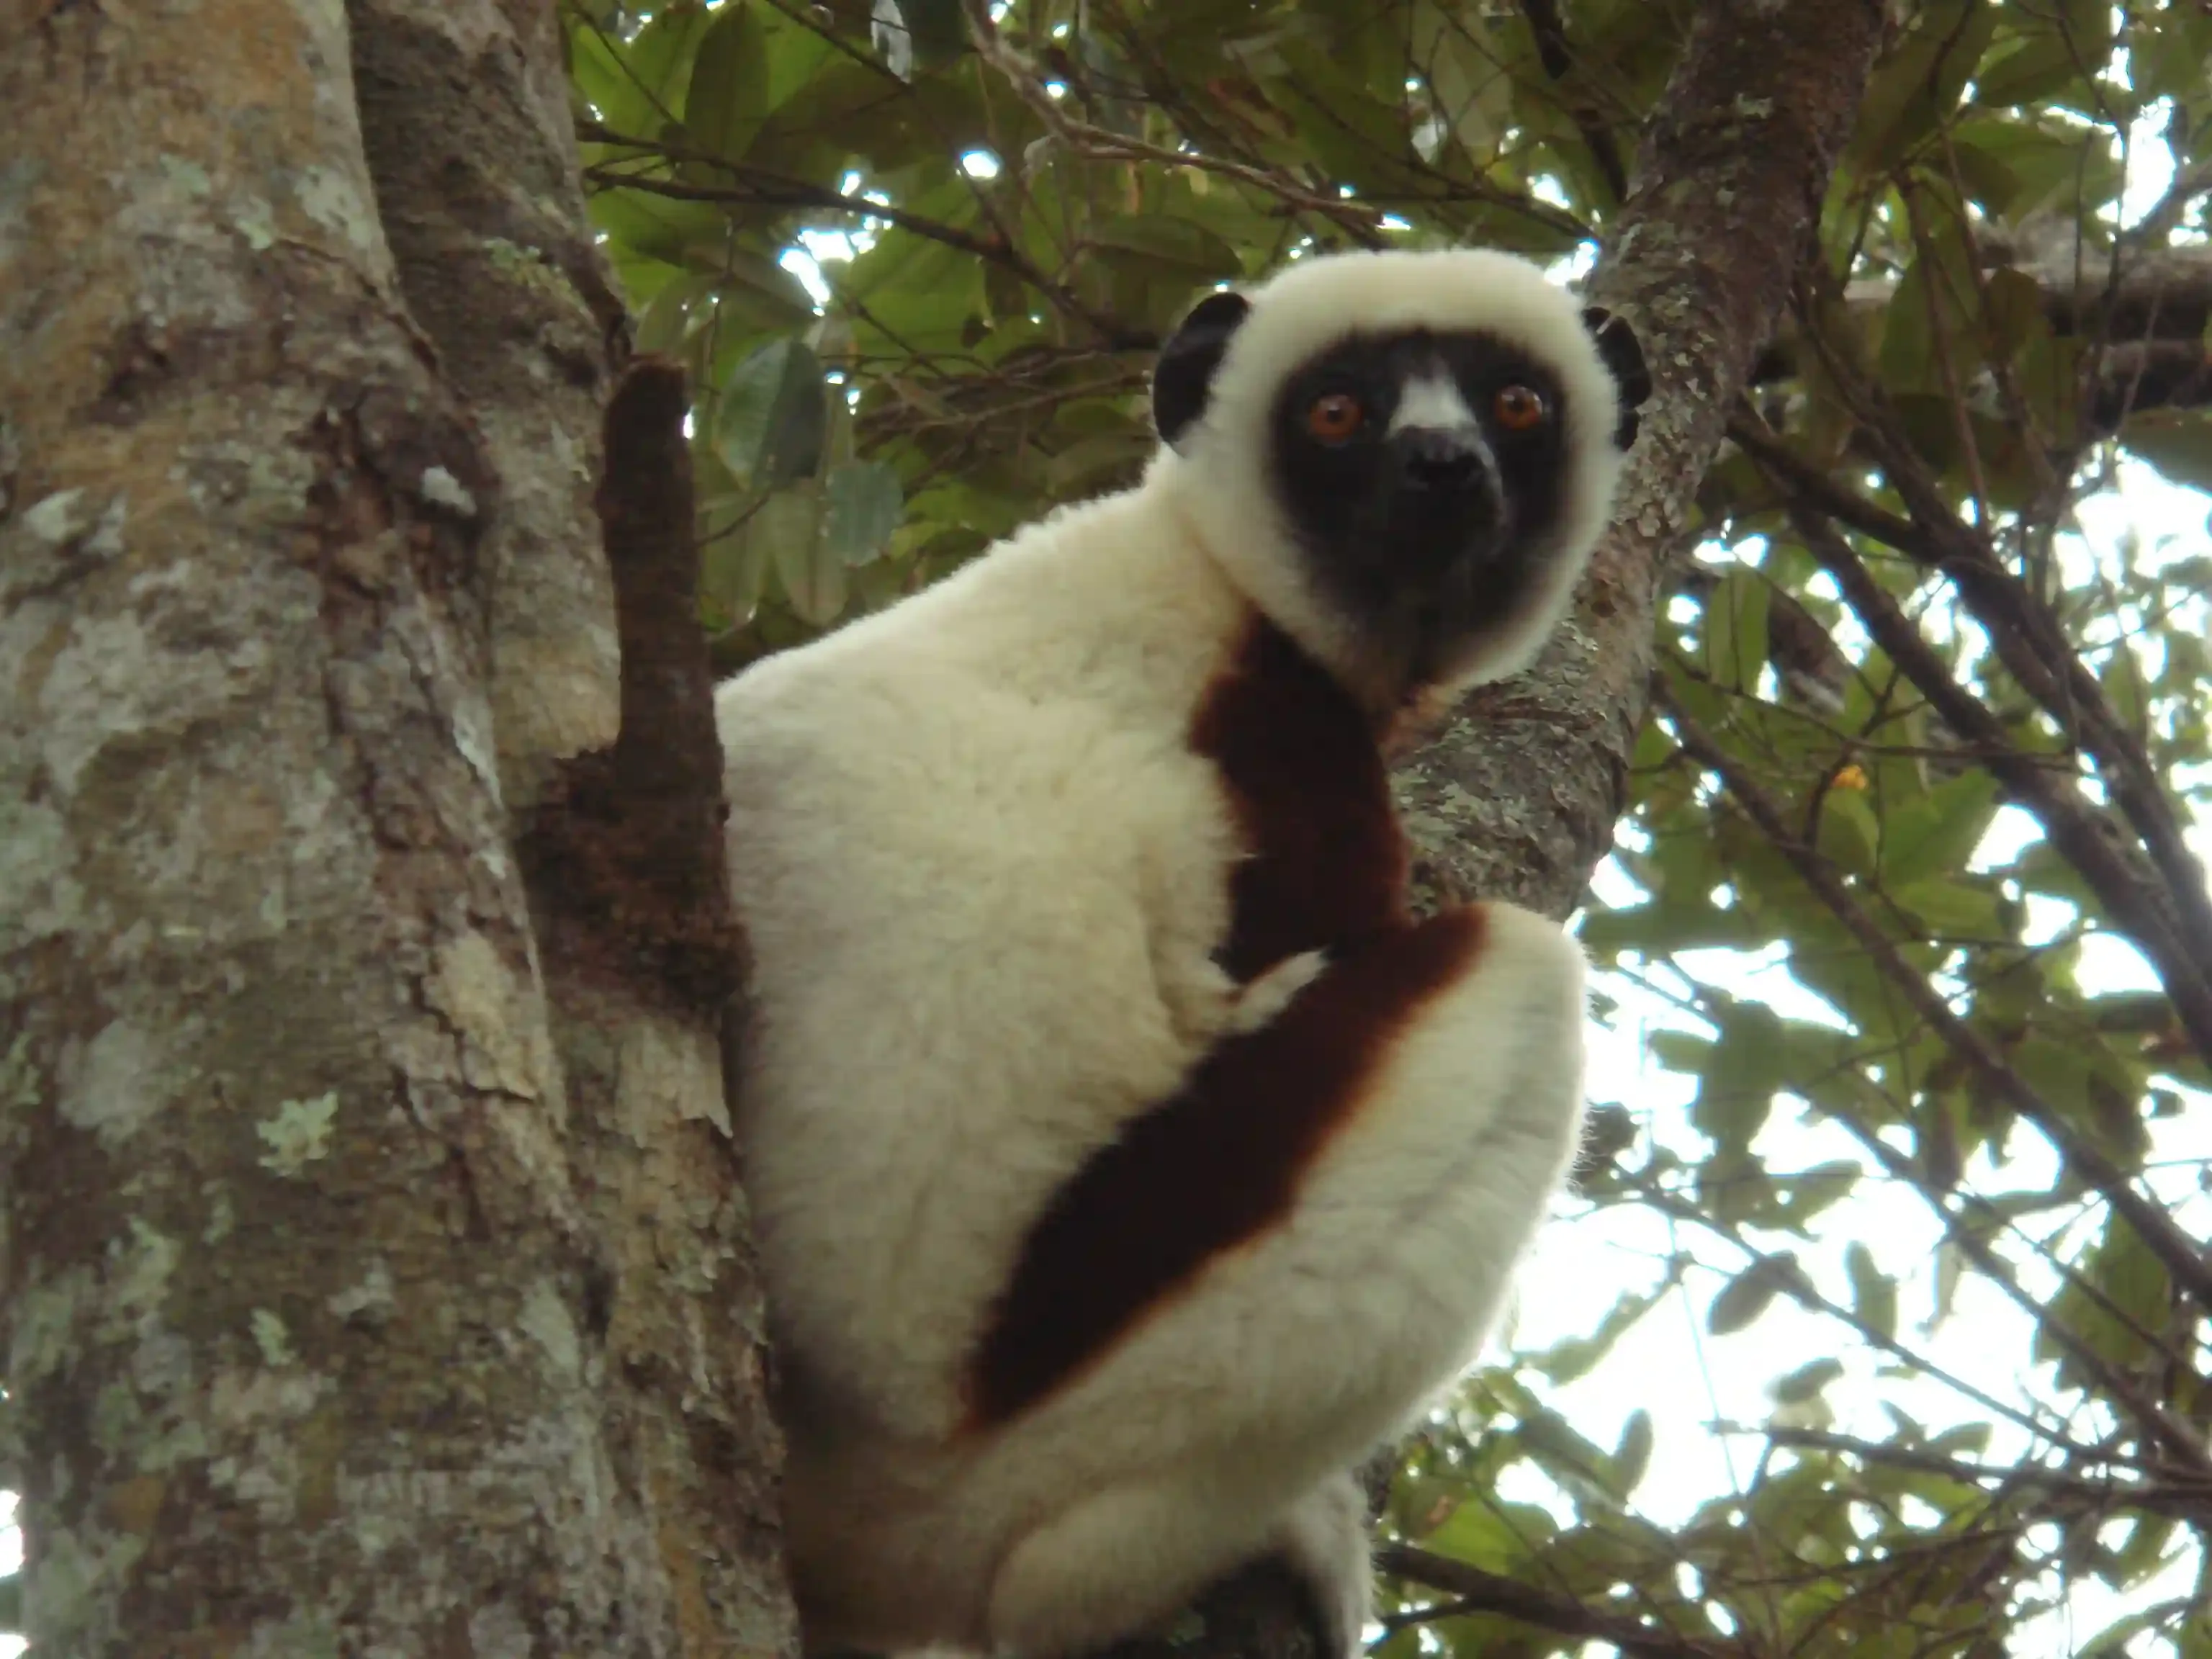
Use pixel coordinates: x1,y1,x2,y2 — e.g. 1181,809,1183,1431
1190,616,1410,978
965,616,1484,1429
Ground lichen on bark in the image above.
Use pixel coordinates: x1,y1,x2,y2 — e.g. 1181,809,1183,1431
0,2,789,1653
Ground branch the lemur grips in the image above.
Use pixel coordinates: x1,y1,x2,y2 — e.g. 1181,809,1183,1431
716,248,1647,1659
1579,306,1653,449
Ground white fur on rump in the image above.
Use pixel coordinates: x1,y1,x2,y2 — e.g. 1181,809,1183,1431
716,248,1622,1659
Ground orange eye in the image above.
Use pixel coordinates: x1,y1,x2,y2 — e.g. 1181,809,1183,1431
1305,392,1364,444
1493,385,1547,430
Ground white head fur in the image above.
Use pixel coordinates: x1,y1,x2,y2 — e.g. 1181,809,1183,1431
1146,248,1649,712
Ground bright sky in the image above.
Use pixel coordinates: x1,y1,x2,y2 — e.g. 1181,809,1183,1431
1483,99,2209,1658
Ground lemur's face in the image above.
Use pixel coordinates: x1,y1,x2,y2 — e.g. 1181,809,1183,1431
1263,329,1576,637
1148,250,1650,696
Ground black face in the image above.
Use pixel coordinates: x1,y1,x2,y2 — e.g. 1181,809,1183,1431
1263,329,1573,660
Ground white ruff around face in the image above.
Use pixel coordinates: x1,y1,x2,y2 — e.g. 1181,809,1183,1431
1149,248,1630,708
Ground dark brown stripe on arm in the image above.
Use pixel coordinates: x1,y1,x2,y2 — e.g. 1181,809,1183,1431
964,905,1490,1429
1191,619,1408,981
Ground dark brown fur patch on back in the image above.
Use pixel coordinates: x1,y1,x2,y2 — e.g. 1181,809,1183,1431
966,907,1488,1428
964,616,1482,1430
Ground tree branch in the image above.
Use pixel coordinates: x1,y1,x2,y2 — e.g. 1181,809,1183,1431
1748,238,2212,432
1516,0,1630,203
1743,1427,2212,1517
1730,423,2212,1069
1654,680,2212,1331
1391,0,1887,925
579,128,1151,349
1377,1543,1730,1659
1843,403,2212,976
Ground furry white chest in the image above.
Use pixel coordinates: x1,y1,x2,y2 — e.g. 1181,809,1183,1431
713,243,1647,1659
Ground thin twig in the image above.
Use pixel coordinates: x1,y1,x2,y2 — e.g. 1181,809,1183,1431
1653,677,2212,1339
578,128,1151,349
1377,1543,1732,1659
1734,1426,2212,1518
1727,413,2212,1067
958,0,1391,239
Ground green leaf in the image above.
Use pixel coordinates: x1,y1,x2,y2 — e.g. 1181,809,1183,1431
1512,1406,1623,1502
1845,1241,1899,1342
1578,900,1764,956
569,15,647,132
1610,1408,1655,1496
2010,1033,2151,1163
1694,1000,1786,1154
1846,0,1999,174
1708,1259,1786,1336
573,3,716,135
758,483,843,626
714,254,823,334
699,493,770,624
822,461,904,567
1973,32,2092,107
839,174,988,350
1887,876,2005,940
1411,0,1516,163
1770,1357,1845,1405
1529,1278,1669,1385
1422,1498,1543,1573
1812,786,1881,877
632,269,711,356
884,0,973,69
1775,1160,1860,1227
589,189,734,269
1881,768,2002,885
1878,222,1981,397
1089,215,1246,279
2118,410,2212,493
687,1,773,163
1954,110,2123,225
2038,1216,2171,1375
1978,266,2046,364
1703,567,1771,694
716,338,830,488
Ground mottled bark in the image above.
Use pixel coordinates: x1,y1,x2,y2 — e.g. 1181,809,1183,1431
516,361,799,1658
1394,0,1889,925
345,2,800,1647
0,2,787,1654
344,0,633,804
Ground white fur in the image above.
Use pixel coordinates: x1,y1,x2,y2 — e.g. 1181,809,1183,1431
1153,248,1631,709
1385,369,1479,435
717,247,1620,1659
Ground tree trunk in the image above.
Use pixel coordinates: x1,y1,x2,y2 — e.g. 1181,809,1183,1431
0,2,793,1652
1395,0,1889,926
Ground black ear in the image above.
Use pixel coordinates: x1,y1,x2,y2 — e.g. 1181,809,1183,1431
1582,306,1652,451
1151,289,1253,449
